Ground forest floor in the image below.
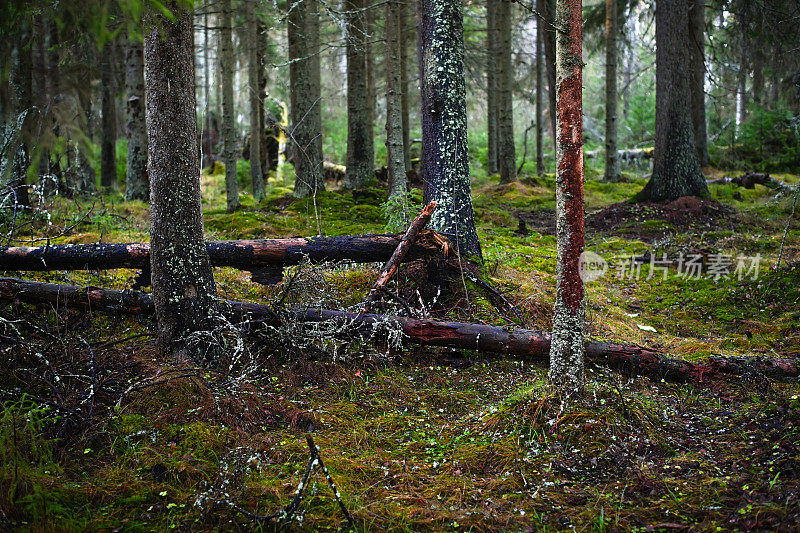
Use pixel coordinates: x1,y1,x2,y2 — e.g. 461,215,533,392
1,164,799,531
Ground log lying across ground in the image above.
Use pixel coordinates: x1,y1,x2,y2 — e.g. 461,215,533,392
1,277,797,384
0,232,447,272
707,172,794,194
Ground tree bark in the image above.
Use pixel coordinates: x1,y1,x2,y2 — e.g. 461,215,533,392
220,0,241,212
535,0,545,176
124,38,148,202
603,0,621,182
144,3,218,361
418,0,482,259
100,42,118,189
0,233,447,271
634,0,708,203
385,0,408,198
550,0,585,393
288,0,325,198
688,0,709,166
544,0,557,152
344,0,375,190
486,0,499,175
6,23,32,208
399,0,413,174
497,0,517,183
247,0,266,201
5,277,798,384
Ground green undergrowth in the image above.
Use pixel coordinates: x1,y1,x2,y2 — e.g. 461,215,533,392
1,161,799,530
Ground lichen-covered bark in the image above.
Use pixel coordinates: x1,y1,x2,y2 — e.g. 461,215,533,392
144,4,218,361
220,0,241,212
497,0,517,183
344,0,375,190
485,0,499,175
549,0,585,394
385,0,407,198
124,39,149,202
418,0,482,259
603,0,620,182
247,0,266,201
535,0,545,176
288,0,325,198
688,0,709,167
635,0,708,203
100,43,117,189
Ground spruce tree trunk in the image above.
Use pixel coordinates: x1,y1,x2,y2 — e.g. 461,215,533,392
535,0,545,176
258,22,270,174
288,0,325,198
247,0,266,201
486,0,499,175
400,0,412,174
100,43,117,189
544,0,557,151
7,24,32,208
220,0,241,212
603,0,620,182
144,3,218,361
497,0,517,183
634,0,708,203
418,0,482,259
203,8,213,168
386,0,407,198
124,39,149,202
688,0,709,166
549,0,585,394
344,0,375,190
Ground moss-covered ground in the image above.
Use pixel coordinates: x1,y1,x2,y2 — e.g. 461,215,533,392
1,163,799,531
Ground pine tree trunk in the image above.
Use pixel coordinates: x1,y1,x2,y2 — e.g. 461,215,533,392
635,0,708,203
386,0,407,198
486,0,499,175
100,43,117,189
400,0,412,174
124,39,148,202
603,0,620,182
144,3,218,361
497,0,517,183
688,0,709,166
344,0,375,190
288,0,325,198
220,0,241,212
535,0,545,176
549,0,585,394
418,0,482,259
247,0,266,200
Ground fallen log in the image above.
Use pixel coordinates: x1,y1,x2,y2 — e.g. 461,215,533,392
707,172,794,194
0,232,447,272
1,277,798,384
363,201,436,313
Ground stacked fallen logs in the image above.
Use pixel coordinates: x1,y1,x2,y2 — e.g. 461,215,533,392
1,277,797,384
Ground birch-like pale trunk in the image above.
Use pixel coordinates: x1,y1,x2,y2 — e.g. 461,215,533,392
125,39,148,202
603,0,620,182
220,0,241,212
549,0,585,394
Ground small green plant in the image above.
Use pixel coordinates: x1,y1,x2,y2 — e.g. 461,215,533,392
382,192,422,232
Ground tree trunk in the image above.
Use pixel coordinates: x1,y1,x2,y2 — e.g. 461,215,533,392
7,278,797,383
247,0,266,201
344,0,375,190
0,232,447,272
418,0,482,259
535,0,545,176
258,22,270,174
400,0,412,174
6,23,32,208
220,0,241,212
144,3,218,361
497,0,517,183
100,42,117,189
634,0,708,203
688,0,709,166
544,0,557,151
288,0,325,198
385,0,407,198
124,39,148,202
550,0,585,393
603,0,620,182
486,0,499,175
203,7,213,168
